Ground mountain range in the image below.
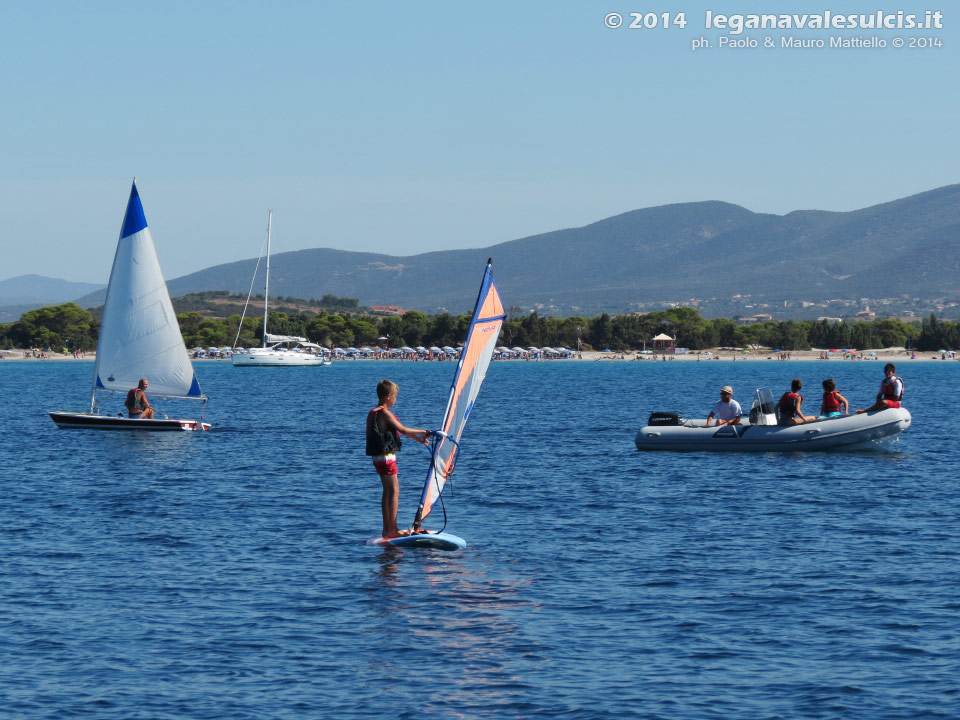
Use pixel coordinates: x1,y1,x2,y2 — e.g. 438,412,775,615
6,184,960,319
0,274,104,306
0,275,106,322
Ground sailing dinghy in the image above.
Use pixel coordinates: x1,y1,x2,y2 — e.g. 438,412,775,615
369,259,505,550
49,180,210,431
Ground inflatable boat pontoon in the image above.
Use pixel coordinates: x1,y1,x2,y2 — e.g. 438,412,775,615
635,387,910,452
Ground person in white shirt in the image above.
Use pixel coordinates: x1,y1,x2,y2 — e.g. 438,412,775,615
706,385,742,426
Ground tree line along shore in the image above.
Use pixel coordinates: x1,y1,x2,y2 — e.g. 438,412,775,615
2,302,959,356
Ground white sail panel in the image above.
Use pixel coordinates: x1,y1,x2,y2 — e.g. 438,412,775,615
93,182,202,399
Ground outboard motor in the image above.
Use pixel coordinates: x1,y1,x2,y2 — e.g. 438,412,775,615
749,388,778,425
647,411,683,426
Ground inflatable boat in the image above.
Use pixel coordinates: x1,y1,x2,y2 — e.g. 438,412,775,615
635,387,911,452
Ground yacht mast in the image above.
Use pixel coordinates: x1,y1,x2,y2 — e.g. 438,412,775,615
262,210,272,349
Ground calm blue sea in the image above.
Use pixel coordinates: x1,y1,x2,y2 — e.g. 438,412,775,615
1,357,958,719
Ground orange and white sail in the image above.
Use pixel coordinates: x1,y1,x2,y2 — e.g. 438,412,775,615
414,259,504,528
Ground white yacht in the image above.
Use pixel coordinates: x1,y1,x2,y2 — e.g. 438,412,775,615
232,211,327,367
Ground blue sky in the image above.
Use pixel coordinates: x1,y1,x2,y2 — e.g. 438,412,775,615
1,1,956,283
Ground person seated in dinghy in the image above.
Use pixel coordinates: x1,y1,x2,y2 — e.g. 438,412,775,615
775,378,816,425
125,378,155,420
857,363,904,414
706,386,742,427
819,378,849,417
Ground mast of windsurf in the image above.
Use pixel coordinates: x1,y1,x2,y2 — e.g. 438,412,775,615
262,210,272,349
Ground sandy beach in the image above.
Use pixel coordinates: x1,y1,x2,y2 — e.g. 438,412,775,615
579,348,957,362
3,347,956,362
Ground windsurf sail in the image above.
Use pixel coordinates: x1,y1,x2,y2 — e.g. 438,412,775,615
413,259,504,529
92,180,204,407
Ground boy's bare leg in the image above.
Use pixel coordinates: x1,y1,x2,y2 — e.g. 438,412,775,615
380,473,405,537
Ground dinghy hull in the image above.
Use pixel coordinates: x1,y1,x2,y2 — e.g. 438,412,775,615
49,411,210,432
635,408,910,452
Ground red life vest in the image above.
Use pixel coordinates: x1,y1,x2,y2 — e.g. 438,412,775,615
777,392,801,422
822,391,843,413
881,376,904,401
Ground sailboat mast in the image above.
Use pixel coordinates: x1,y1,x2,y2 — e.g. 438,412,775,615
262,210,272,349
91,176,137,414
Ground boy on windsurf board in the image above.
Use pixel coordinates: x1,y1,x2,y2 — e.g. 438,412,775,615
366,379,430,538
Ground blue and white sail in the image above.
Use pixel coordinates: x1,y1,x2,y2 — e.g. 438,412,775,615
92,180,203,406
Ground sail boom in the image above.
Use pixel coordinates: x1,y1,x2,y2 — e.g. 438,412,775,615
94,388,207,402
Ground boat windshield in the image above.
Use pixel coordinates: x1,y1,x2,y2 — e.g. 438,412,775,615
749,387,777,425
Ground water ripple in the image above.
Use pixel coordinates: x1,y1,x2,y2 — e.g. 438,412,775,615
0,360,958,718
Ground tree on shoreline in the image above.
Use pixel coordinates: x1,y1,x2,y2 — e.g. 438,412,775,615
0,303,97,351
1,302,954,352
